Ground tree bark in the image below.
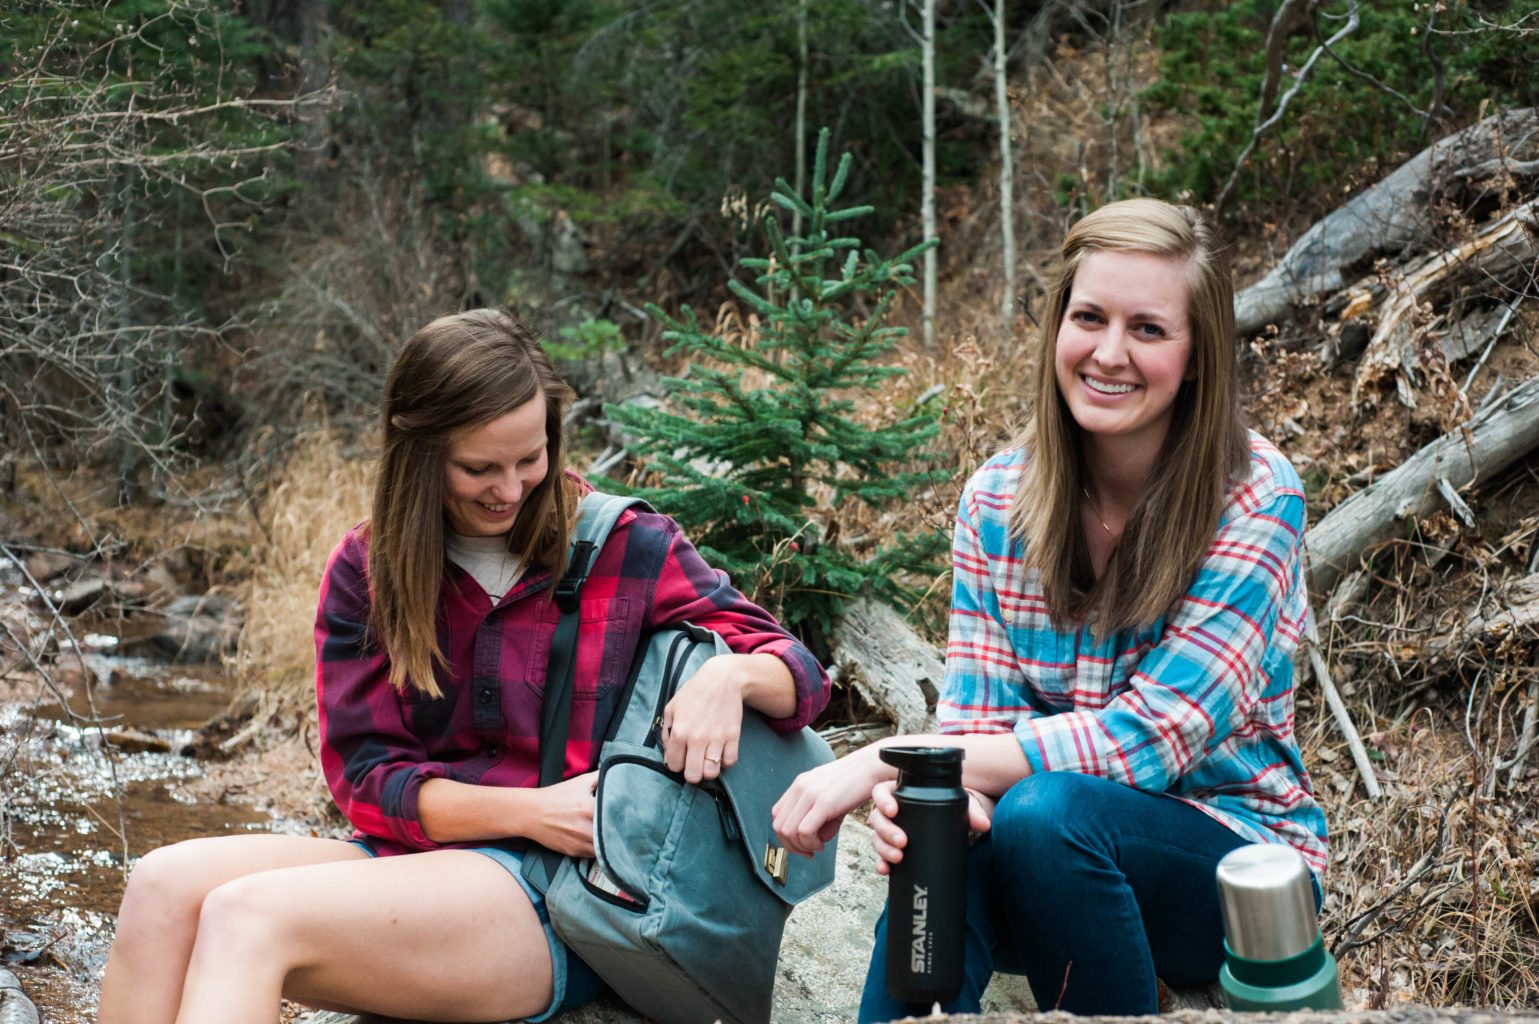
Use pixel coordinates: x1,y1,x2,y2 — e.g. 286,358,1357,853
920,0,938,350
992,0,1016,325
829,596,941,735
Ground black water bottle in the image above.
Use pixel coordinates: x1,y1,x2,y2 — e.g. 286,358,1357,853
880,746,968,1005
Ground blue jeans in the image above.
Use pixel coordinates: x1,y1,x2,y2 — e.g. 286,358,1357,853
858,773,1260,1021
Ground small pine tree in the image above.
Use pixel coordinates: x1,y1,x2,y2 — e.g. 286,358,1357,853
608,129,947,651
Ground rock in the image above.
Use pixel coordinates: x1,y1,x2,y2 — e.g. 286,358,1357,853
151,593,242,663
22,551,75,584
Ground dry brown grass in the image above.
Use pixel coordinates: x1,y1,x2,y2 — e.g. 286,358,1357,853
231,433,374,704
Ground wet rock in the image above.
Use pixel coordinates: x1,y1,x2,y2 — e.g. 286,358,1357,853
50,577,109,615
151,594,242,663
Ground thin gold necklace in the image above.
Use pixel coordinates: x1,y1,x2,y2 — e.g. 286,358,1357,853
1083,486,1114,535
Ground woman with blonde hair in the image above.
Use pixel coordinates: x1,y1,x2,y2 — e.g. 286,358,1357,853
773,198,1326,1019
99,309,829,1023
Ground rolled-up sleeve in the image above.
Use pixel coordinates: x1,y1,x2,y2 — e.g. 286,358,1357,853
641,516,830,730
314,532,456,849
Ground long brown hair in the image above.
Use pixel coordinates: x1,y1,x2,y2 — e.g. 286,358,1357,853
1010,198,1249,634
369,309,576,696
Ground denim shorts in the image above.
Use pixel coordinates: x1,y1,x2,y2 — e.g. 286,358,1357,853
348,838,603,1022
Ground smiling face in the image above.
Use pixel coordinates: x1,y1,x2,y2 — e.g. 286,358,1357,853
1053,249,1194,460
442,394,550,537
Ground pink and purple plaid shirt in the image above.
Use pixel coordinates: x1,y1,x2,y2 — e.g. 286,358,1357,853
941,433,1328,873
315,505,829,857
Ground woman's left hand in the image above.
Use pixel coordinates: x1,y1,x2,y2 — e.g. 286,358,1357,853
663,656,746,784
868,781,997,876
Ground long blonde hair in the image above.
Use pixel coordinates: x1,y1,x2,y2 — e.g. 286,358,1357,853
1010,198,1248,634
368,309,576,696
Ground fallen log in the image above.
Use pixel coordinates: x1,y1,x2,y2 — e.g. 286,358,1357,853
829,596,941,735
1353,198,1539,404
1306,377,1539,597
1233,106,1539,337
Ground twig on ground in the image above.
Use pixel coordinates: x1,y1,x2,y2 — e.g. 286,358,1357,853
1305,603,1383,800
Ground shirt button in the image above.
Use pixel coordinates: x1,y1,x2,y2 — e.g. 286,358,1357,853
484,745,501,759
476,686,496,703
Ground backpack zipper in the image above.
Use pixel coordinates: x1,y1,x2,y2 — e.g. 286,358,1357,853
643,633,703,748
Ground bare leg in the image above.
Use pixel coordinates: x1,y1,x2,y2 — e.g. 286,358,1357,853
173,849,552,1023
98,834,368,1024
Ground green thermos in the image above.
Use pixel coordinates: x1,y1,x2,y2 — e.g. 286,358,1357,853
1216,844,1342,1011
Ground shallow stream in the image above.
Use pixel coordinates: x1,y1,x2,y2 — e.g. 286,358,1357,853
0,567,277,1020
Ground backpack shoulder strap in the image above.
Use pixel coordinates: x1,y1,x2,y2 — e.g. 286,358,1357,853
553,492,651,611
538,492,654,784
526,491,653,894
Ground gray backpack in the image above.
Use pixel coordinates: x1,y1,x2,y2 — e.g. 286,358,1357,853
522,493,838,1024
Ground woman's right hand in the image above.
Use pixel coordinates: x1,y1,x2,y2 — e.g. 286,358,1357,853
528,770,599,858
772,750,887,858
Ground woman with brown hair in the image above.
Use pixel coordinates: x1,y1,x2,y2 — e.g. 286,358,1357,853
773,198,1327,1019
99,309,829,1023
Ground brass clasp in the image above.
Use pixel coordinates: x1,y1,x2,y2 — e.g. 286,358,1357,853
763,844,788,885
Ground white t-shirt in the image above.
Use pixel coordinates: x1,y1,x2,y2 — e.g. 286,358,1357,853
445,531,525,601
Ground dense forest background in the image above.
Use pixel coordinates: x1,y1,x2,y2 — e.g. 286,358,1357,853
3,0,1539,1019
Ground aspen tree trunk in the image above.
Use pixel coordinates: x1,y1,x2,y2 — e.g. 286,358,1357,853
921,0,937,349
991,0,1015,323
793,0,807,242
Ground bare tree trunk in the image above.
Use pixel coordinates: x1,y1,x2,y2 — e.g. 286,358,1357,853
991,0,1015,324
792,0,807,243
920,0,937,350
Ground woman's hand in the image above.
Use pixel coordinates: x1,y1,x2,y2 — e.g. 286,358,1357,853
868,782,996,876
663,656,747,784
527,770,599,858
772,749,889,858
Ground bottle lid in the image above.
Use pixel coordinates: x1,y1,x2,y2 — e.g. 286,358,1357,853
878,745,964,784
1215,844,1320,961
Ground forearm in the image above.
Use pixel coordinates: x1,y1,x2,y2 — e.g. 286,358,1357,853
416,777,534,843
734,652,797,719
677,651,794,719
854,732,1031,799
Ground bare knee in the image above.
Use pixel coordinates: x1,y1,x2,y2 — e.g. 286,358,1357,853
191,874,299,964
116,839,228,938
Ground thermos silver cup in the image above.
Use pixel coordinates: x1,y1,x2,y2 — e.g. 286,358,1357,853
880,746,968,1004
1216,844,1342,1010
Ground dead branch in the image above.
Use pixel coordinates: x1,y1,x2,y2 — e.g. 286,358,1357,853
1304,605,1383,800
1306,376,1539,597
1353,198,1538,403
1215,0,1361,213
1436,572,1539,654
1234,106,1539,336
